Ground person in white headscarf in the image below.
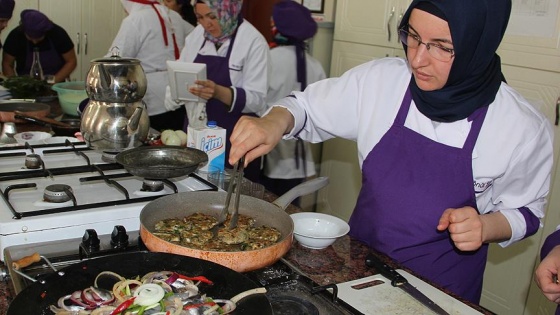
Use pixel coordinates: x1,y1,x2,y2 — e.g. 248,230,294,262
166,0,269,183
109,0,194,131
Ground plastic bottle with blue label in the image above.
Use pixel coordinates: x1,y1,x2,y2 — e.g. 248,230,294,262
187,120,226,172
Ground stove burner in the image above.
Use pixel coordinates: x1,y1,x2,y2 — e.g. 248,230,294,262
141,179,164,192
25,154,42,169
270,295,320,315
44,184,74,203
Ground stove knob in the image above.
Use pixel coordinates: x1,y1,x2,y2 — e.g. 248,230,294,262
111,225,129,249
82,229,100,252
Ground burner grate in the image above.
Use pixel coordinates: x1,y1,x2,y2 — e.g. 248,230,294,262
246,261,361,315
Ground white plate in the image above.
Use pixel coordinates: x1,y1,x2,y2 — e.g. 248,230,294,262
13,131,52,144
167,60,207,102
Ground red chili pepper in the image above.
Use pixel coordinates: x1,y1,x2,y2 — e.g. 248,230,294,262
176,274,213,285
109,296,136,315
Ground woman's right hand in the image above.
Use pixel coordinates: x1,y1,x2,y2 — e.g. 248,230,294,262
229,107,294,166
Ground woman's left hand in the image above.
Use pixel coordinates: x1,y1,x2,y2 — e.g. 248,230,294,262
437,206,484,251
189,79,216,100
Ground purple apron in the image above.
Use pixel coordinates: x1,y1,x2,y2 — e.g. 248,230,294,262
23,39,65,76
190,21,261,182
348,88,489,303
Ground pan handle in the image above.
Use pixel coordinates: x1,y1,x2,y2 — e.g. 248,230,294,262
272,177,329,210
14,113,50,126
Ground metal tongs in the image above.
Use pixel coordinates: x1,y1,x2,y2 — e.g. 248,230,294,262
212,156,245,236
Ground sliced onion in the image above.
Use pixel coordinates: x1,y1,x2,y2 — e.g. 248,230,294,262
90,306,116,315
133,283,165,306
94,271,125,289
68,291,95,310
164,272,179,285
212,299,237,314
113,279,142,303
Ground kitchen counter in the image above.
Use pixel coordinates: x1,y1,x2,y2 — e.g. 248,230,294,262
0,193,494,314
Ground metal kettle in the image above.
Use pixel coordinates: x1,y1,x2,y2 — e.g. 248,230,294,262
80,49,150,152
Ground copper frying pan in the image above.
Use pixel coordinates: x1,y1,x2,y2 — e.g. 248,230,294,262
140,177,329,272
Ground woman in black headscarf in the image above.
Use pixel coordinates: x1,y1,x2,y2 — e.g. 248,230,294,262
228,0,554,303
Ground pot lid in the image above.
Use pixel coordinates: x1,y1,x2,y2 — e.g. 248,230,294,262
90,46,141,65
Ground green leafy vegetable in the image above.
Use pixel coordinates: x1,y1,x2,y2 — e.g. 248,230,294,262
1,76,53,99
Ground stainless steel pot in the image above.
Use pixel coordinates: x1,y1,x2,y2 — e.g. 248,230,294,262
85,51,147,103
81,48,150,152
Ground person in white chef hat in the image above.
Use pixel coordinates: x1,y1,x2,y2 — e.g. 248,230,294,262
110,0,195,131
228,0,553,304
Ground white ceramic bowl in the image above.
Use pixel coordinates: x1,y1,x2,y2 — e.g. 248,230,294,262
290,212,350,249
14,131,52,144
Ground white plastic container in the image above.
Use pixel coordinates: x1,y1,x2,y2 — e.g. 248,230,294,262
187,121,226,172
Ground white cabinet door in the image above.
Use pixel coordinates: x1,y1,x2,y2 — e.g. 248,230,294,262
498,1,560,73
334,0,410,49
39,0,125,81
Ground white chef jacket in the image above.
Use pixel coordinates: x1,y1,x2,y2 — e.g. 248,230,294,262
272,57,554,246
263,46,326,179
109,4,194,116
173,21,270,116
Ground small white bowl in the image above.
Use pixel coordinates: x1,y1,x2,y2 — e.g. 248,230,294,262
290,212,350,249
14,131,52,144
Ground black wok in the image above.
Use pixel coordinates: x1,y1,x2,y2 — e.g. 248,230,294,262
115,145,208,179
7,251,272,314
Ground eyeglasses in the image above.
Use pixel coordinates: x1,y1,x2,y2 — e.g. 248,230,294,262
398,27,455,62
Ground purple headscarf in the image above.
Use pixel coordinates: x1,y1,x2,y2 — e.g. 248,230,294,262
0,0,15,19
272,0,317,90
21,9,53,38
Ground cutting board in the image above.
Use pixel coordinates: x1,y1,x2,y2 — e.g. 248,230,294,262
336,270,482,314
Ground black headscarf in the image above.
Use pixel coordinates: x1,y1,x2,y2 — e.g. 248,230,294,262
399,0,511,122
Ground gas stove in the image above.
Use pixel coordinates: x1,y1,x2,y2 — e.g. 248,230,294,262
2,227,361,315
0,140,216,261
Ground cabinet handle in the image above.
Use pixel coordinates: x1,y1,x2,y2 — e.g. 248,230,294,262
84,33,88,55
76,32,80,55
387,7,395,42
555,96,559,126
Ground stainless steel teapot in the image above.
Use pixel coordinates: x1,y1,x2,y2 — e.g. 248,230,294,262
80,49,150,152
85,52,147,103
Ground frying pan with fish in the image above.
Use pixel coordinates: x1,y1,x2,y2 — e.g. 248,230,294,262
140,177,329,272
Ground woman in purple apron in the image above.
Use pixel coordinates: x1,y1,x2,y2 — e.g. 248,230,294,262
184,0,268,182
227,0,553,304
2,10,76,83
